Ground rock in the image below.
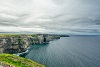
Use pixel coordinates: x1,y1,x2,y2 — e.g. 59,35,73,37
0,34,62,54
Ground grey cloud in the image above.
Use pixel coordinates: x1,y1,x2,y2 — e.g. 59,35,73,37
70,29,100,33
0,0,100,34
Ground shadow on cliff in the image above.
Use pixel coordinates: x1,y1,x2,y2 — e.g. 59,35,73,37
20,44,49,58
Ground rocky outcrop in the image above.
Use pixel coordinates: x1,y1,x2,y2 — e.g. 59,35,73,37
0,35,30,54
0,34,61,54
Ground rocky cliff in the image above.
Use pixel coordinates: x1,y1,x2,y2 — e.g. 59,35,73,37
0,34,60,54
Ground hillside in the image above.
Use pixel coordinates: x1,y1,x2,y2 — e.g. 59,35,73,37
0,54,45,67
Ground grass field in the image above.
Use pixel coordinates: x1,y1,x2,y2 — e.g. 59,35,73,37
0,54,45,67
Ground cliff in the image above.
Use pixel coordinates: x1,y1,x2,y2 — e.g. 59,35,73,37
0,34,60,54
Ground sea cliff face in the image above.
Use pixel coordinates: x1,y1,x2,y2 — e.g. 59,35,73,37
0,34,61,54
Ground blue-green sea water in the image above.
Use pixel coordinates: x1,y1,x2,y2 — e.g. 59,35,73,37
24,36,100,67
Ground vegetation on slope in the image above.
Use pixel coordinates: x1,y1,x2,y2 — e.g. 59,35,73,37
0,54,45,67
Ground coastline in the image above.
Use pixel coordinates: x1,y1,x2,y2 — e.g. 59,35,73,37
0,34,70,67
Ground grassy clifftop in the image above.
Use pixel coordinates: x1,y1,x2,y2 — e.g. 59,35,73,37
0,54,45,67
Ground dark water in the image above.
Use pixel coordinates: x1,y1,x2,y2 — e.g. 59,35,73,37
24,36,100,67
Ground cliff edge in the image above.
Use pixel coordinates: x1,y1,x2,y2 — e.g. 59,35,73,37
0,34,61,54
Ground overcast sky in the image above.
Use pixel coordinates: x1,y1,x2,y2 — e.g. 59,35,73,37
0,0,100,35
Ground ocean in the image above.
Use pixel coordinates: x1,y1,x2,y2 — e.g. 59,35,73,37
24,35,100,67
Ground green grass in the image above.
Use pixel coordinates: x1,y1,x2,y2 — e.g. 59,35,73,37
0,54,45,67
0,34,22,37
0,34,38,37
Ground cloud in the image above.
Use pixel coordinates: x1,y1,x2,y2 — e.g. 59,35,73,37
0,0,100,35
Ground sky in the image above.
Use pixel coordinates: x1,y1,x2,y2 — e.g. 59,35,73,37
0,0,100,35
